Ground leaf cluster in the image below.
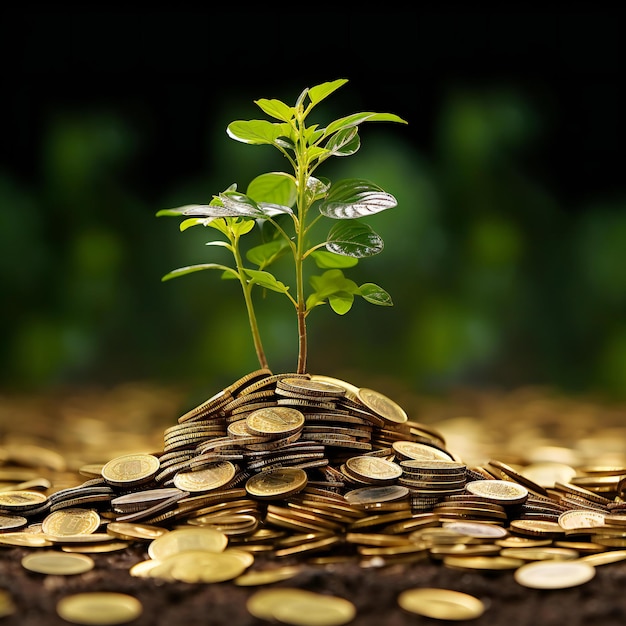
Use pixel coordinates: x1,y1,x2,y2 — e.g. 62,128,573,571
158,79,407,373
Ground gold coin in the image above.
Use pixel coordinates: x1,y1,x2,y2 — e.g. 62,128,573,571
247,588,356,626
101,453,160,486
0,532,53,547
357,388,408,423
106,521,169,541
398,587,485,621
465,479,529,505
21,551,95,575
245,406,305,437
499,547,579,561
56,592,142,625
441,521,508,540
147,526,228,560
173,461,237,492
245,467,308,500
160,549,251,583
41,508,101,536
514,560,596,589
444,555,525,571
234,564,302,586
310,374,360,398
392,440,454,462
579,549,626,566
343,456,402,484
0,490,48,510
558,509,606,530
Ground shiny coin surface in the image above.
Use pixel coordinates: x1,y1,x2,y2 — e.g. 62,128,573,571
343,456,402,484
558,509,606,530
234,565,302,586
247,588,356,626
357,388,408,423
0,514,28,531
21,551,95,575
56,592,142,625
245,467,308,500
392,440,454,461
156,549,252,583
245,406,305,437
398,587,485,621
173,462,237,492
514,559,596,589
41,508,101,537
106,522,170,542
0,490,48,510
147,526,228,560
101,453,160,487
465,479,529,505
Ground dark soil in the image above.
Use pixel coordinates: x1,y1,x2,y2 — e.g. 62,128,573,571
2,379,626,625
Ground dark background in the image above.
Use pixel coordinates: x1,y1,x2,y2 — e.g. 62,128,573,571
2,8,625,400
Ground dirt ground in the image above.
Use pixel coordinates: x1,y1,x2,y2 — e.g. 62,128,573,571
2,377,626,625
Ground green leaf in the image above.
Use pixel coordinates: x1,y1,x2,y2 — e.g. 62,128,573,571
322,127,360,158
180,217,214,231
247,240,289,269
310,250,358,269
309,269,359,298
329,292,354,315
326,221,384,257
226,120,290,145
161,263,238,281
243,269,290,294
360,283,393,306
254,98,294,122
156,204,207,217
306,177,331,203
247,172,297,208
320,179,397,219
307,79,348,106
207,216,255,237
323,112,408,137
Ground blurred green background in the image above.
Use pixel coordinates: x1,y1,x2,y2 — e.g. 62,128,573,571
2,9,625,399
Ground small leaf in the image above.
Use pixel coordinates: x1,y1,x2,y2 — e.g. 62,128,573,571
320,179,397,219
226,120,289,145
254,98,294,122
205,240,231,249
161,263,238,281
247,240,289,269
306,177,331,202
329,293,354,315
243,269,290,294
306,79,348,106
360,283,393,306
180,217,214,231
326,221,384,257
156,204,208,217
323,112,408,137
322,127,360,159
310,250,358,269
247,172,297,208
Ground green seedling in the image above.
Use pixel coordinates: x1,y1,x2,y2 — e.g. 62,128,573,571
157,79,407,374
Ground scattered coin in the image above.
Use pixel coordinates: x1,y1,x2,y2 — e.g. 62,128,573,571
21,551,95,575
398,587,485,621
247,587,356,626
514,559,596,589
56,592,142,625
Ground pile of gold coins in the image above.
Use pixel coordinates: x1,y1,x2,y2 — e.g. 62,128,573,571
2,369,626,624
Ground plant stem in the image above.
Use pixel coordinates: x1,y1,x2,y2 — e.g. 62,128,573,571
232,234,268,370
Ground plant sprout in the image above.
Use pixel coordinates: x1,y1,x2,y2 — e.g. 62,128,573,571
157,79,407,374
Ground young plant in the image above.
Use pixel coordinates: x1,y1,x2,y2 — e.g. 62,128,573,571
157,79,407,375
